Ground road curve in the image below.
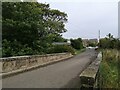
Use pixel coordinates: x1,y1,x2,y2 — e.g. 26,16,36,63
2,49,98,88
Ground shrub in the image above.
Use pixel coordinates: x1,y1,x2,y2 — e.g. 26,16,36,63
99,49,119,88
2,39,35,57
99,33,120,49
70,38,83,50
2,39,75,57
48,45,75,55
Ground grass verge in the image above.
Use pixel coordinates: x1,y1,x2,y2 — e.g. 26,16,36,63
99,49,119,88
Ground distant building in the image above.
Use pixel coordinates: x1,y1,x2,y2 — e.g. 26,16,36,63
82,38,98,47
52,42,70,45
82,39,89,47
52,39,71,46
89,39,98,44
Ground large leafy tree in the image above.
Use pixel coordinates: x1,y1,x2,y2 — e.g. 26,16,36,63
2,2,67,57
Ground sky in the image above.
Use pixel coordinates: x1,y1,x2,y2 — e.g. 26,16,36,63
38,0,119,39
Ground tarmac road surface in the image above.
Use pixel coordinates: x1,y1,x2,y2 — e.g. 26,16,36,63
2,49,98,88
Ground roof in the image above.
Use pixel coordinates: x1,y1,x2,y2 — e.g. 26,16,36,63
52,42,70,45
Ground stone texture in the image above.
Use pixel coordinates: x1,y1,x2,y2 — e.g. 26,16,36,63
0,53,72,73
79,52,102,88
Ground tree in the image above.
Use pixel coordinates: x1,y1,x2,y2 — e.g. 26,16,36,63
88,43,96,47
70,38,83,50
99,33,120,49
107,33,113,40
2,2,68,57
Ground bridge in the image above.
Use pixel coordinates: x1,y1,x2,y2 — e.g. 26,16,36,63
2,49,100,88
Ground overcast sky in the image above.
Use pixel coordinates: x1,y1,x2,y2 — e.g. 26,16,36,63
38,0,119,39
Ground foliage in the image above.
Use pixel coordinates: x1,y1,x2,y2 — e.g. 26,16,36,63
98,33,120,88
99,49,119,88
2,2,68,57
70,38,83,50
46,34,67,43
99,33,120,49
2,39,33,57
47,45,75,55
87,42,97,47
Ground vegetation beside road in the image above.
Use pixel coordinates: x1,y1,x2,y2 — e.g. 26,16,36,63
99,49,119,88
98,33,120,88
70,38,83,50
99,33,120,50
2,2,68,57
2,2,84,57
47,45,76,55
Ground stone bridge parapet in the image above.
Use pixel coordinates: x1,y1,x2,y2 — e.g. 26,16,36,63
0,53,73,76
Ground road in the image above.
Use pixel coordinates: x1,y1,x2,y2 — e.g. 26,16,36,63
2,49,98,88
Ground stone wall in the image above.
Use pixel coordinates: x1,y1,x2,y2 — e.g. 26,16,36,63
0,53,73,73
79,52,102,88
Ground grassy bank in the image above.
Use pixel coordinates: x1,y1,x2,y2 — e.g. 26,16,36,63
99,49,119,88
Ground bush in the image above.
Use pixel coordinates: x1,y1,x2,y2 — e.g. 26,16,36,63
47,45,75,55
88,42,96,47
2,39,35,57
99,33,120,49
2,39,75,57
70,38,83,50
2,39,13,57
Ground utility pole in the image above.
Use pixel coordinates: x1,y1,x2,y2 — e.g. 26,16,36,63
98,30,100,43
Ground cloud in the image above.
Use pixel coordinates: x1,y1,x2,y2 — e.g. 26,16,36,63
38,1,118,39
